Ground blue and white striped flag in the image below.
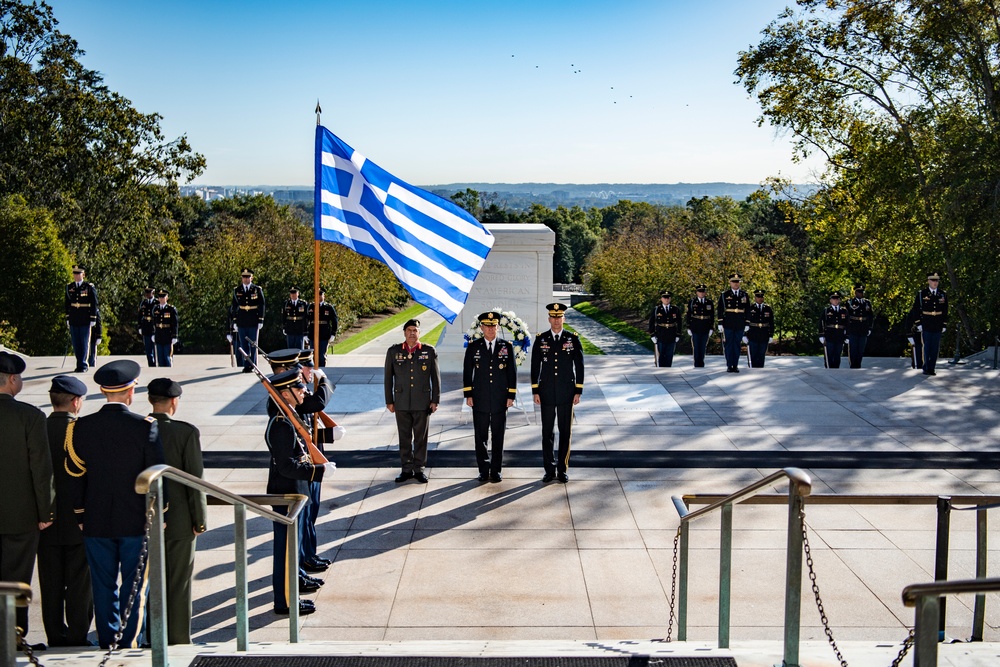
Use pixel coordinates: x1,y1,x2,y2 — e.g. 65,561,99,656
314,126,494,323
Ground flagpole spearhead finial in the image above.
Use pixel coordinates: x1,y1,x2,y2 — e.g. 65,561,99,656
315,100,322,125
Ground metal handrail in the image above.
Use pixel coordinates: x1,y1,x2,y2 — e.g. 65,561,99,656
671,467,812,667
903,577,1000,667
134,465,309,667
2,582,31,667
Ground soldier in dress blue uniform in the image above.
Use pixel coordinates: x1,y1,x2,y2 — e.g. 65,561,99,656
905,309,923,370
845,284,874,368
718,274,750,373
0,351,54,646
282,287,308,350
531,303,584,483
264,369,335,615
649,291,682,367
137,287,157,367
915,271,948,375
384,319,441,483
686,284,714,368
146,378,206,645
152,289,178,367
65,266,99,373
306,288,338,367
38,375,94,647
819,292,850,368
66,360,164,649
744,289,774,368
463,311,518,483
230,268,265,373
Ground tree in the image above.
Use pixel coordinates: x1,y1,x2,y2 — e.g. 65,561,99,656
736,0,1000,347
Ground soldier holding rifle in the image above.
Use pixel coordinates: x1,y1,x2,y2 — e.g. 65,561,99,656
230,268,265,373
819,291,849,368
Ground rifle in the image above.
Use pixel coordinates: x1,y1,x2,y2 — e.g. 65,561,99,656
61,323,71,369
228,337,235,367
239,343,329,465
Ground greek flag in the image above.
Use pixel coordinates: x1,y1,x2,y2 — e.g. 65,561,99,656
314,126,494,323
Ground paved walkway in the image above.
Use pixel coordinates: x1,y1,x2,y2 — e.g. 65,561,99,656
11,353,1000,667
563,307,649,356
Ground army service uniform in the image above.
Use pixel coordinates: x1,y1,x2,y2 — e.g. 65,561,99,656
686,287,714,367
230,271,265,371
65,268,99,372
820,297,850,369
384,342,441,475
648,293,682,367
463,314,518,480
916,274,948,375
137,290,157,367
307,299,338,367
744,293,774,368
846,287,874,368
152,296,178,367
282,293,308,350
530,309,584,479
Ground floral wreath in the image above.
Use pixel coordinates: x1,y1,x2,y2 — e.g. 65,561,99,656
463,307,532,366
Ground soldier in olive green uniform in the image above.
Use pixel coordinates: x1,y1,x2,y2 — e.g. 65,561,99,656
384,319,440,483
147,378,206,645
0,351,55,642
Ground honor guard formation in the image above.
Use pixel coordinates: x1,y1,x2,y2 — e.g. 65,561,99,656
0,264,954,648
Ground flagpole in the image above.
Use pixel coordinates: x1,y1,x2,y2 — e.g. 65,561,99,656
313,100,322,371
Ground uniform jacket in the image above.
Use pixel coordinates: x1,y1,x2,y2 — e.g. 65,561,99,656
648,303,682,342
308,301,339,339
68,403,165,538
137,298,157,336
718,288,750,330
150,414,207,540
264,415,324,497
0,394,54,533
384,343,441,411
745,302,774,342
846,298,874,335
819,306,850,338
65,281,99,327
40,412,83,545
230,283,265,328
282,299,308,336
463,337,517,413
915,288,948,333
152,303,179,344
265,374,333,450
530,329,585,405
686,296,715,334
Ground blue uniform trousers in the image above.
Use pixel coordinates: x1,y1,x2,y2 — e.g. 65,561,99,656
691,332,709,367
234,327,259,369
84,536,147,649
824,335,845,368
70,325,92,371
748,340,768,368
155,343,172,367
299,482,321,563
723,328,742,368
655,337,676,367
540,402,573,475
285,334,305,350
271,507,305,610
922,331,943,374
847,334,868,368
143,335,156,367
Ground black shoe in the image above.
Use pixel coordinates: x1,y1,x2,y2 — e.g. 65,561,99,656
542,472,556,483
274,600,316,615
477,472,489,482
413,471,429,483
302,560,329,573
242,366,253,373
395,471,414,483
557,472,569,483
26,643,47,652
301,573,324,585
299,580,321,594
732,367,740,373
490,472,502,483
312,556,332,566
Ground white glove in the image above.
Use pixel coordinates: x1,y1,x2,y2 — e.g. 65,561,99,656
90,321,96,328
867,330,872,337
304,337,310,346
331,425,347,441
650,336,657,344
819,336,826,344
686,329,692,337
323,462,337,475
257,323,263,330
171,338,178,345
226,334,232,342
96,339,102,345
312,368,326,381
232,323,238,332
942,327,947,333
744,325,750,332
768,337,775,344
282,329,286,336
907,337,915,345
917,325,923,332
741,336,748,344
717,325,723,333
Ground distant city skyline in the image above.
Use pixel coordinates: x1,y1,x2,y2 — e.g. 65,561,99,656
48,1,826,186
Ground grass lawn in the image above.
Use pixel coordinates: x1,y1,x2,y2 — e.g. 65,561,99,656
562,323,605,355
420,320,446,345
334,303,428,354
573,301,655,352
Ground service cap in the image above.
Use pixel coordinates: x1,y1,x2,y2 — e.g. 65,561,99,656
927,272,941,281
754,289,765,298
695,284,707,292
143,287,154,296
297,349,315,367
240,268,253,278
266,348,302,370
546,303,568,317
660,290,672,299
478,311,500,326
829,291,842,300
853,283,865,292
270,368,305,390
728,273,742,282
94,360,141,392
72,265,85,274
157,289,169,297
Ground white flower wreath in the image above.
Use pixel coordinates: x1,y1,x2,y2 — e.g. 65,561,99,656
463,307,533,366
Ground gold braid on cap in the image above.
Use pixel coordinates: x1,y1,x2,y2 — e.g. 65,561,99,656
64,420,86,477
100,380,136,393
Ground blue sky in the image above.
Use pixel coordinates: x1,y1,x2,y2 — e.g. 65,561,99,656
47,0,821,186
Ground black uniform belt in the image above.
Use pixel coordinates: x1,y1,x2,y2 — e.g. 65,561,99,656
749,323,769,328
691,315,711,320
287,316,304,321
70,303,88,308
849,317,867,321
922,311,942,316
724,308,744,313
238,305,258,310
656,323,677,328
143,317,152,321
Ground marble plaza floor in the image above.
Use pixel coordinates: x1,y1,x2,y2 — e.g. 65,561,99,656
12,351,1000,666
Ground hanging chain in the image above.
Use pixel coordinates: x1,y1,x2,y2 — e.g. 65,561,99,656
889,628,915,667
97,493,157,667
15,625,43,667
664,527,681,642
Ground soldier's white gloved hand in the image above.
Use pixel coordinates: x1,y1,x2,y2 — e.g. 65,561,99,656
769,337,775,344
226,334,232,342
171,338,178,345
304,337,310,346
686,329,692,337
917,325,923,332
741,336,748,344
717,325,723,333
257,323,263,330
138,329,142,335
323,462,337,475
942,327,947,333
96,339,102,345
907,337,915,345
312,368,326,381
744,325,750,332
819,336,826,344
232,323,238,332
650,336,657,344
90,321,96,327
867,330,872,336
331,425,346,440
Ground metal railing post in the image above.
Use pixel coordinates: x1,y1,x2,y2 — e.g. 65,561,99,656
718,503,733,648
147,477,169,667
1,594,15,667
678,521,689,641
934,496,951,638
914,594,940,667
234,504,249,651
972,508,987,641
782,481,805,667
288,513,300,642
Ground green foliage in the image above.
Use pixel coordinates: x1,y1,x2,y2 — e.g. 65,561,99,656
0,195,72,354
572,302,654,352
334,303,428,354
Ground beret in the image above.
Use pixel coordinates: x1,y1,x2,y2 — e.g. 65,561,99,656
0,351,26,374
147,377,182,398
50,374,87,396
